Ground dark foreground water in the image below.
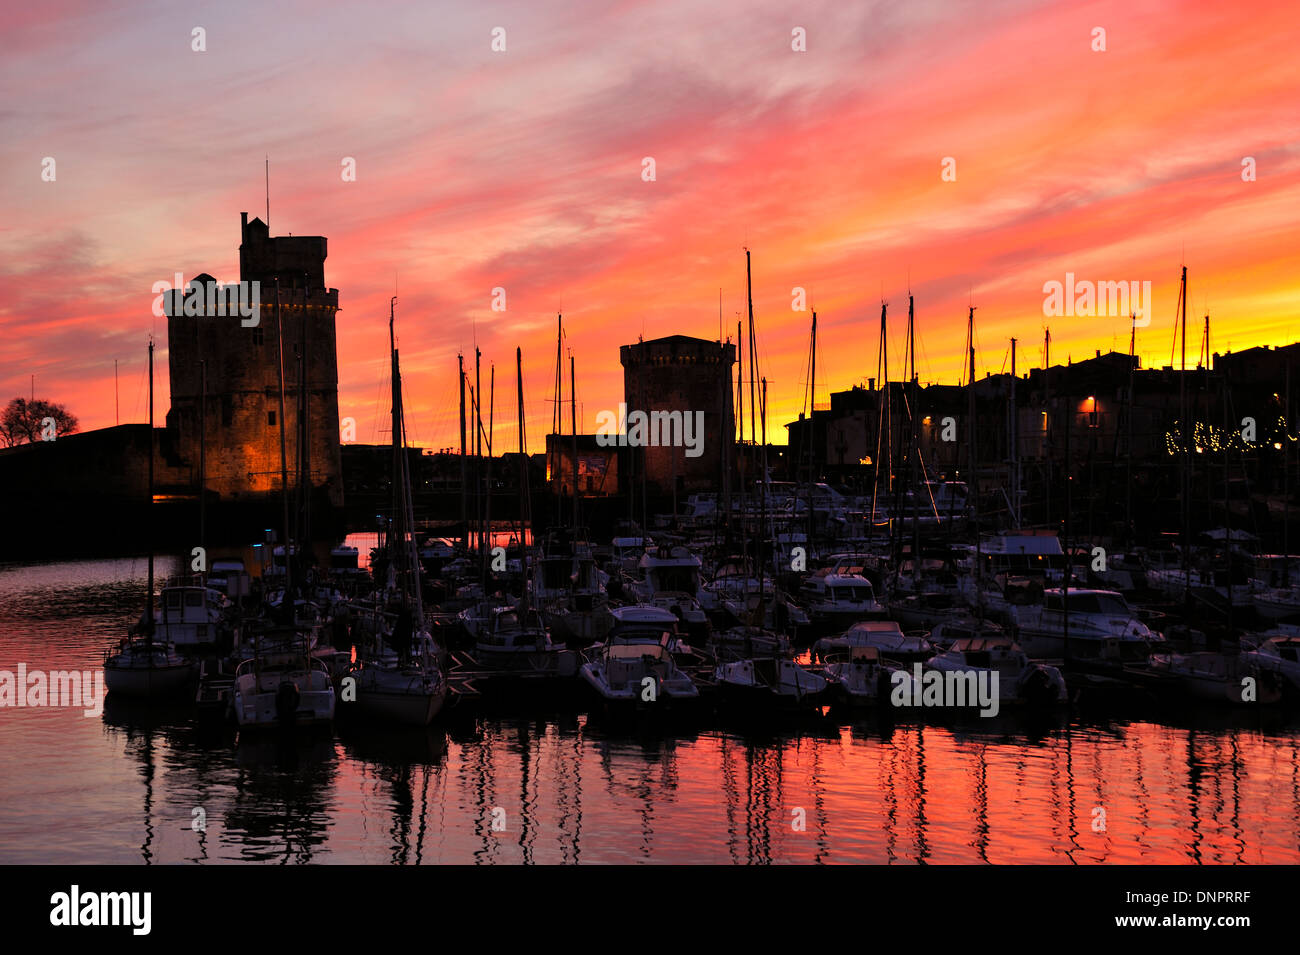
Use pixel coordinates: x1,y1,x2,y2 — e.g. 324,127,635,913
2,557,1299,864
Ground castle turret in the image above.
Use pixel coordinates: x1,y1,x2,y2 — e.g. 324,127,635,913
164,214,343,513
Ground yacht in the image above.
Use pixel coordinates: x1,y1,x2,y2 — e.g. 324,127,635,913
154,580,229,649
713,656,829,711
474,605,574,675
627,544,710,631
1253,588,1300,621
104,637,198,697
822,646,915,708
352,655,447,725
888,591,965,631
799,570,885,630
813,619,932,665
923,635,1067,707
1012,587,1160,661
580,626,699,709
1148,645,1283,705
230,635,335,728
1241,634,1300,693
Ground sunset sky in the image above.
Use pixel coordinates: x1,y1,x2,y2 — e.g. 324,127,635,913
3,0,1298,451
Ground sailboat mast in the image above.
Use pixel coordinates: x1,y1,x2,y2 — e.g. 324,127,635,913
277,280,292,596
459,353,467,551
389,297,403,587
571,353,579,529
871,303,888,530
760,377,768,595
910,295,920,581
198,358,206,567
1009,338,1018,527
554,314,563,526
486,365,495,586
968,307,981,617
475,347,483,581
1178,266,1190,605
517,346,529,606
736,318,745,585
147,336,155,637
1044,327,1051,529
1126,320,1136,544
398,354,423,625
805,311,817,547
745,249,756,448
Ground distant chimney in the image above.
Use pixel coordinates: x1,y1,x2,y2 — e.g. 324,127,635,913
1096,349,1101,358
868,378,876,390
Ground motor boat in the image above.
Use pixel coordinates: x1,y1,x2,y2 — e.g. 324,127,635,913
1148,645,1284,705
230,636,335,728
923,635,1067,707
580,632,699,708
813,619,932,664
1241,633,1300,694
1012,587,1160,661
473,605,574,675
822,646,915,708
713,656,829,711
154,580,229,649
799,570,886,630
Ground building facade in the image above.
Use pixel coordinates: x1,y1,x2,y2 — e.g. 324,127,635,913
164,214,343,509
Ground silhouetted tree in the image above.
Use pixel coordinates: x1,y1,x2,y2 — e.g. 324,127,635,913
0,397,79,447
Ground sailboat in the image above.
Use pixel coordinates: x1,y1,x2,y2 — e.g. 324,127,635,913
351,298,448,726
105,336,199,699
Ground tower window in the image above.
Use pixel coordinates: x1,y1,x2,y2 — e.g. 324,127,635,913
252,327,264,346
268,411,277,426
221,395,233,428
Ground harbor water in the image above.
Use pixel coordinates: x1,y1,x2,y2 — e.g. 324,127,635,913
2,556,1299,864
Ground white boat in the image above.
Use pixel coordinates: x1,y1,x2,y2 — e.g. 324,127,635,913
1147,566,1255,610
813,619,932,664
1241,634,1300,692
799,571,885,629
329,543,370,582
154,581,228,648
545,554,615,645
474,606,573,674
713,657,829,710
103,638,198,697
628,544,710,628
888,591,965,630
1148,647,1283,705
610,535,653,575
708,624,790,662
924,635,1067,706
1253,588,1300,621
352,657,447,725
581,633,699,706
231,641,335,728
823,646,915,707
1012,588,1159,660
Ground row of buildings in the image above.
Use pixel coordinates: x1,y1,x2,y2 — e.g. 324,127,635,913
3,214,1293,555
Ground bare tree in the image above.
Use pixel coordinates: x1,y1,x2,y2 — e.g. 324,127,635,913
0,397,79,447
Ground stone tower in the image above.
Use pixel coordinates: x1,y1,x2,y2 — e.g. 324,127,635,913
165,214,343,514
619,335,735,495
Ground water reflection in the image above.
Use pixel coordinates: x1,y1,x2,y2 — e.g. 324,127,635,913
3,558,1300,864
